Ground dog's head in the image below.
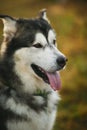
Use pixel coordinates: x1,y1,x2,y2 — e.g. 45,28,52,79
0,9,67,92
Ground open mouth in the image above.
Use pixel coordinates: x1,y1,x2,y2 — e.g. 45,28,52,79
31,64,61,91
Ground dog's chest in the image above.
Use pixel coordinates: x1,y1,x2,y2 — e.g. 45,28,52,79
7,111,56,130
6,92,59,130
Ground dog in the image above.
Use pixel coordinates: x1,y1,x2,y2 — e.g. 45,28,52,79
0,9,67,130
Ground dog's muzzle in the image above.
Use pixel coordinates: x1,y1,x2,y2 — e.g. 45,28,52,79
31,64,61,91
31,56,68,91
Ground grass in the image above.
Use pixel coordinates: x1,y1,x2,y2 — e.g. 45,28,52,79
0,0,87,130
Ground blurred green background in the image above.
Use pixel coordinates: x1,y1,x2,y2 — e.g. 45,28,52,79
0,0,87,130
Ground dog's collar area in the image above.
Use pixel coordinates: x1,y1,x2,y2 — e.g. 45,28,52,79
33,89,51,98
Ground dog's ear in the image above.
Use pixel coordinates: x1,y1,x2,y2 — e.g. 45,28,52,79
0,15,17,40
39,9,50,23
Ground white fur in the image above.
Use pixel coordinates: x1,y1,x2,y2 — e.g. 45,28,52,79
40,9,50,23
0,18,16,55
12,30,63,130
2,18,16,38
33,33,47,47
48,30,56,44
6,92,59,130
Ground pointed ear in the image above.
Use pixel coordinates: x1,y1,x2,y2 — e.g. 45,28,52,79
39,9,50,23
0,15,17,40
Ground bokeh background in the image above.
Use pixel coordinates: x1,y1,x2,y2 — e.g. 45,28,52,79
0,0,87,130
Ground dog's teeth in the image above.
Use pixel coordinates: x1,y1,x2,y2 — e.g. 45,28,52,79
39,67,44,73
42,70,44,73
39,67,42,71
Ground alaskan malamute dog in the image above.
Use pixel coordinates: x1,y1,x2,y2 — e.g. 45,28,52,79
0,9,67,130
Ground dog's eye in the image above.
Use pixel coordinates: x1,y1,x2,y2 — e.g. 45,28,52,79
53,39,56,45
33,43,43,48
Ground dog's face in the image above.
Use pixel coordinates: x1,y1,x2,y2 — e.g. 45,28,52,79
0,10,67,92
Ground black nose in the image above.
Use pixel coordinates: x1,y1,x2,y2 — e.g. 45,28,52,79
57,56,68,68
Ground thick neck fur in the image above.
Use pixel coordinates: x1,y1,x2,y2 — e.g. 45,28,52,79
0,56,22,92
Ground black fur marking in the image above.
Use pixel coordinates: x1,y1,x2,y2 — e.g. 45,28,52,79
4,18,52,56
0,106,31,130
0,107,7,130
0,15,15,20
0,57,22,92
0,83,49,114
10,88,49,112
0,88,31,130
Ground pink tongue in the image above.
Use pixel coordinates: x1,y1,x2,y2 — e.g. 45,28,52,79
46,72,61,91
